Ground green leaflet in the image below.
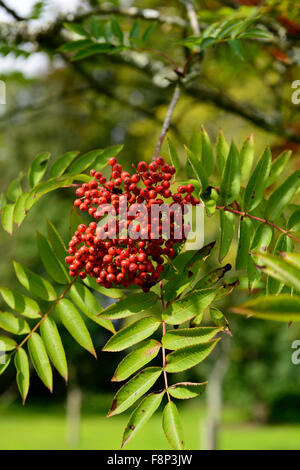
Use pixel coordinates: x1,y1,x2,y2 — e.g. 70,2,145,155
0,356,11,375
167,241,215,278
93,145,123,171
107,367,162,417
265,170,300,221
7,172,23,202
67,149,104,175
40,316,68,381
195,265,232,290
185,146,208,190
122,391,164,448
102,316,161,352
169,382,207,400
15,348,30,404
201,125,214,176
83,276,124,299
163,289,218,325
216,129,229,177
267,235,293,295
13,193,29,226
167,138,180,174
267,150,291,188
28,152,51,188
254,252,300,293
236,217,254,270
49,151,80,178
0,312,30,335
220,141,240,205
239,134,254,182
244,147,271,211
99,292,158,320
1,203,15,234
56,299,96,357
231,295,300,322
219,210,235,261
210,307,231,331
46,220,67,264
28,332,53,391
36,231,70,284
162,402,185,450
288,209,300,232
0,287,41,319
0,336,17,351
162,327,222,350
112,339,161,382
165,339,220,372
70,282,115,333
13,261,57,301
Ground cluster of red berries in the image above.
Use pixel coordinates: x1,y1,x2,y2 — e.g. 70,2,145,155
65,156,200,292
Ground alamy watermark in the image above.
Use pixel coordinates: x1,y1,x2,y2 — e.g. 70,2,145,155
94,197,205,250
291,340,300,365
291,80,300,105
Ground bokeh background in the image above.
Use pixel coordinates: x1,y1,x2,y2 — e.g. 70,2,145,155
0,0,300,450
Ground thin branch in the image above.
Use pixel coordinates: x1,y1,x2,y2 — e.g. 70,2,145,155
0,1,24,21
153,85,181,160
216,205,300,244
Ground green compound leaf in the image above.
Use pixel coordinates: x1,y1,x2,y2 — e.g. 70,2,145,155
112,339,161,382
107,367,162,417
15,348,30,404
103,317,161,352
28,152,51,188
99,292,158,320
28,332,53,391
13,261,57,301
244,147,271,211
169,382,207,400
40,316,68,381
70,282,115,333
0,312,30,335
36,231,69,284
56,299,96,357
165,339,220,373
162,327,222,350
122,391,164,448
265,170,300,221
163,289,218,325
162,401,185,450
49,151,80,178
0,287,41,319
220,141,240,206
219,210,235,262
231,295,300,322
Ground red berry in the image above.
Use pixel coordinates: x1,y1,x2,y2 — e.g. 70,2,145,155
108,158,117,166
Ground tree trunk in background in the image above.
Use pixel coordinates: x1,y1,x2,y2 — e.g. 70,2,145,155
66,365,82,448
202,339,231,450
